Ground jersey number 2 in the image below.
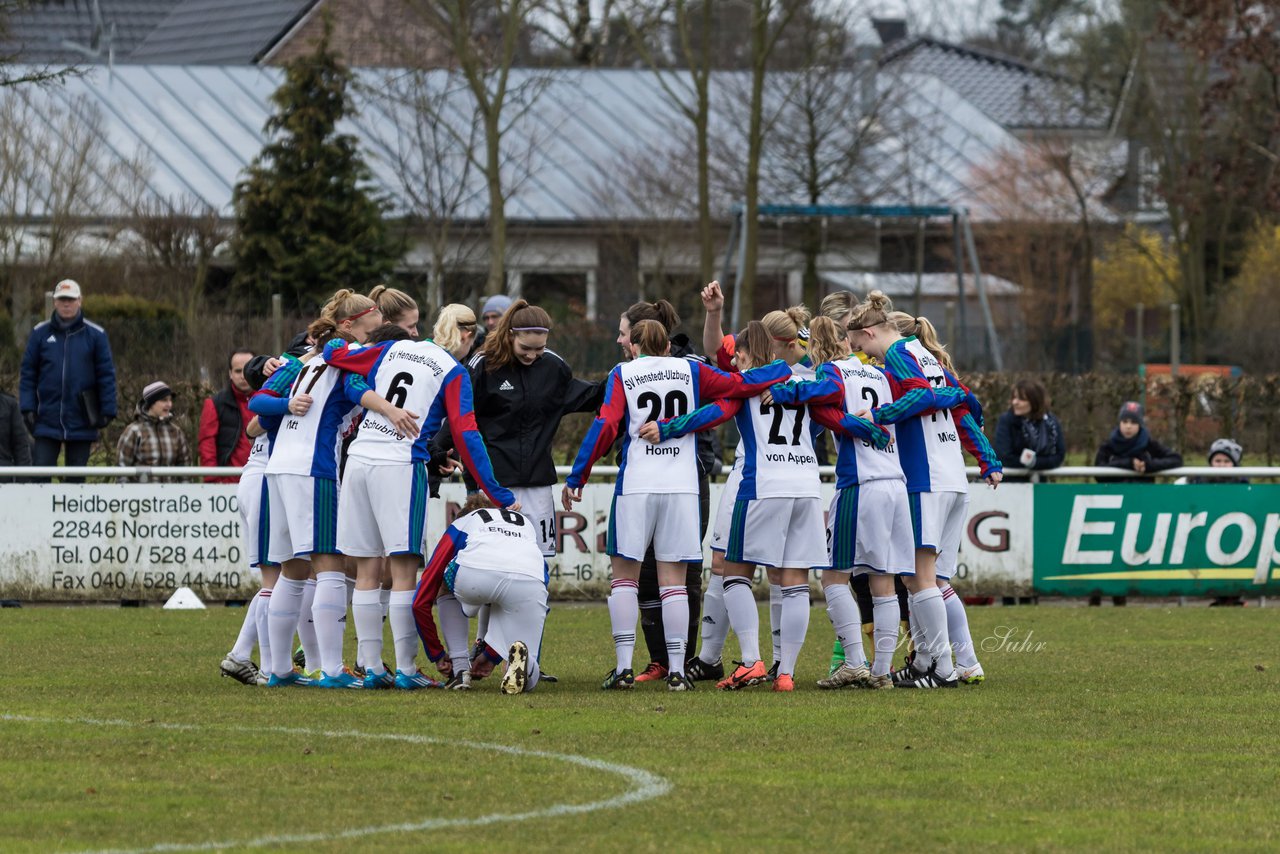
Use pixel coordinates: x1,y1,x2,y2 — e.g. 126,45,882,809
638,390,688,422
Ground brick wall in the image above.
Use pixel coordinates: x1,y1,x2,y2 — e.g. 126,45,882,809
266,0,453,68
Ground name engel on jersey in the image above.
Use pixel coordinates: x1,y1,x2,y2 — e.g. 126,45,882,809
349,339,456,465
453,507,545,580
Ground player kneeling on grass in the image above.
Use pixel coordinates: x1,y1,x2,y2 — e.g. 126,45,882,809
412,494,547,695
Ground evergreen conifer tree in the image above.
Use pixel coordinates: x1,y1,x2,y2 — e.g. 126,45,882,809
232,16,397,308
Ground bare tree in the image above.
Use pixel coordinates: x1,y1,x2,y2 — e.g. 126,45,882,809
122,195,229,350
737,0,806,318
618,0,721,283
403,0,553,294
0,89,144,339
369,68,489,313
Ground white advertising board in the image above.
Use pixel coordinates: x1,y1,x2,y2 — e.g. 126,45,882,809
0,481,1032,601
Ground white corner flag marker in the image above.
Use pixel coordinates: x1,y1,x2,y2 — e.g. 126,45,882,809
163,586,206,610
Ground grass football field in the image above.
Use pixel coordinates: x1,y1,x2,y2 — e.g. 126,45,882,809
1,602,1277,852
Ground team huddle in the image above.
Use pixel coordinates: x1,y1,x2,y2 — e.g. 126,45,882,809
218,280,1003,694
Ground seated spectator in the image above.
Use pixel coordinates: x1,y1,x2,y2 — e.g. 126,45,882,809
1094,401,1183,481
198,349,254,483
994,378,1065,476
117,381,191,479
0,385,33,480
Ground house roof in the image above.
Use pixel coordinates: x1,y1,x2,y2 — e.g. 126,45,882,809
0,0,314,65
880,37,1112,131
128,0,315,64
0,0,183,64
0,64,1089,225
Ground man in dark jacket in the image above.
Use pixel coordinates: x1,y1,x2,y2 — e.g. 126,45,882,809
198,349,255,483
19,279,117,482
0,388,33,480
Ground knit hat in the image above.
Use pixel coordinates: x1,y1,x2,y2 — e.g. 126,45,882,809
140,381,174,410
1207,438,1243,466
481,294,513,317
1118,401,1144,426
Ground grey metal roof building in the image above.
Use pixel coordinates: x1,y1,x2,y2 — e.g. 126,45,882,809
0,64,1033,223
880,37,1112,132
129,0,314,64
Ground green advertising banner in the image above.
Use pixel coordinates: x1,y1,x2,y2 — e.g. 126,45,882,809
1033,484,1280,596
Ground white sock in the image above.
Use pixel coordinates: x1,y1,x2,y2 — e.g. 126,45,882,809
769,582,783,666
699,573,729,662
871,595,899,676
352,589,384,674
297,578,320,672
779,584,810,676
659,585,689,678
388,590,419,674
824,582,864,668
267,577,305,677
312,571,349,676
942,584,978,668
380,587,391,621
254,588,272,672
229,592,260,661
722,576,760,664
475,604,491,647
607,578,639,673
438,593,471,674
911,587,953,679
345,574,355,605
907,602,926,668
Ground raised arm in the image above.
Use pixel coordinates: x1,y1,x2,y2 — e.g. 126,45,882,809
701,281,727,361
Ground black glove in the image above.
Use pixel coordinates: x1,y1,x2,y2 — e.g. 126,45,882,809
23,411,35,433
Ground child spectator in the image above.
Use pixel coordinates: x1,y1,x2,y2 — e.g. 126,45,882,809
1191,438,1248,606
1094,401,1183,480
117,381,191,478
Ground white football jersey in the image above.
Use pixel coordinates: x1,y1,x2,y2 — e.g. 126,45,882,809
899,338,967,492
242,430,271,476
829,358,904,485
265,352,360,480
736,362,821,500
347,339,457,466
450,507,546,580
618,356,698,495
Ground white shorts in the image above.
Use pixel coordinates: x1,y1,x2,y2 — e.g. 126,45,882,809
451,567,548,692
909,490,969,580
336,459,430,558
607,492,702,563
709,464,743,553
510,485,556,557
237,472,271,567
265,473,339,563
725,496,828,570
826,479,915,575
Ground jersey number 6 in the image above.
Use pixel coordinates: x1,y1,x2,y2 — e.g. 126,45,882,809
386,371,414,408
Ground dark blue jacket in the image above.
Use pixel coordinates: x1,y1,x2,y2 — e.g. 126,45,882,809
19,311,118,441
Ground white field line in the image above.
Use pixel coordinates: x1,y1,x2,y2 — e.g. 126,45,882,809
0,714,672,853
